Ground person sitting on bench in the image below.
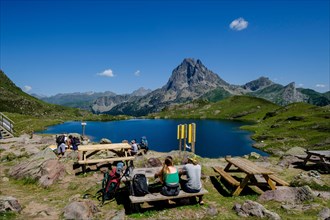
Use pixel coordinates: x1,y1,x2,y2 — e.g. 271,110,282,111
180,155,204,205
154,156,180,196
129,140,138,156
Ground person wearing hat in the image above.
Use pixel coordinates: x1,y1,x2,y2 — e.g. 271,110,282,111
130,139,138,156
180,155,204,205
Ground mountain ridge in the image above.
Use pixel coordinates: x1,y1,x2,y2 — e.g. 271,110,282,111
92,58,329,116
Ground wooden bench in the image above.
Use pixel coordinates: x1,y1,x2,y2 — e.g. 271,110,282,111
269,175,290,186
213,166,240,186
129,188,208,204
136,148,146,156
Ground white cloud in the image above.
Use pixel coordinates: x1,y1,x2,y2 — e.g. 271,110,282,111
315,84,326,88
23,85,32,92
297,83,304,88
97,69,115,77
134,70,141,76
230,17,248,31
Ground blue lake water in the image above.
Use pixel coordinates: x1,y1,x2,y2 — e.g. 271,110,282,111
38,119,267,158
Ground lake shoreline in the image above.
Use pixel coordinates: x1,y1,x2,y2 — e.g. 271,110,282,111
37,119,268,158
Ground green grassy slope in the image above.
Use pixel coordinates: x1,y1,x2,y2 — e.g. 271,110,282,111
150,96,280,122
150,96,330,153
0,70,128,135
0,70,79,116
298,88,330,106
242,103,330,153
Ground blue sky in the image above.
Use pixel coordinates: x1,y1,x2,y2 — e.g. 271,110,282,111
1,0,329,96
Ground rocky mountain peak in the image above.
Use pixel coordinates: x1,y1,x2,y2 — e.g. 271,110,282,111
131,87,152,96
243,77,274,91
164,58,228,92
280,82,308,105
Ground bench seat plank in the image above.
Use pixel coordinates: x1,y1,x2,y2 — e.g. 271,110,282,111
78,143,131,151
269,175,289,186
213,166,240,186
78,156,135,164
129,188,208,204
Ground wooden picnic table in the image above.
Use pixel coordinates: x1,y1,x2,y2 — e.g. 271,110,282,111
300,150,330,172
213,157,289,196
76,143,135,173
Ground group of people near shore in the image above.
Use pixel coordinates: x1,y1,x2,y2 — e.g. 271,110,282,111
56,134,80,157
128,136,149,156
56,134,148,158
154,155,204,204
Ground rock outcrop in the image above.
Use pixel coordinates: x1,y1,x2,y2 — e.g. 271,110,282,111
290,171,326,189
63,200,99,220
0,196,22,213
9,148,65,187
233,200,280,219
258,186,315,204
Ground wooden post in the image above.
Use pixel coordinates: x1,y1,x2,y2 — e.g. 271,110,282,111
191,123,196,153
187,123,196,153
177,124,182,152
183,124,187,152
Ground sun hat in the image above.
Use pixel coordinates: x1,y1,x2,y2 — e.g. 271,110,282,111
188,155,198,165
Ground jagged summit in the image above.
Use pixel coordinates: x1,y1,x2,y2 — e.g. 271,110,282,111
164,58,228,92
131,87,152,97
243,77,274,91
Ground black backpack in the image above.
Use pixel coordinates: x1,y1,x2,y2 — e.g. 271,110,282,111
71,137,80,146
56,135,65,145
132,173,149,196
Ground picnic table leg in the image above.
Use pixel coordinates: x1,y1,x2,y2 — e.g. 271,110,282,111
262,174,276,190
82,164,86,174
224,163,233,171
232,174,252,196
130,202,141,213
249,175,258,184
303,154,312,166
319,156,330,172
81,151,87,173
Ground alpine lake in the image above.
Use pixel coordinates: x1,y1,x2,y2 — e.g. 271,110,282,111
38,119,268,158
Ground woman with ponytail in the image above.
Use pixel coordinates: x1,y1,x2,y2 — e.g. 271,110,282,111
154,156,180,196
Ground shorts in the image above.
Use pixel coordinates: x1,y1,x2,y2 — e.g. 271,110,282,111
57,143,66,154
181,179,200,193
72,144,78,151
161,183,180,196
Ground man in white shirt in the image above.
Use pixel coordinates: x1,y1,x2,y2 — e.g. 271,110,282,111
130,140,138,156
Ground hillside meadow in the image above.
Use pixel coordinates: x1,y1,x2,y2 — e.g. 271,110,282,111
150,96,330,154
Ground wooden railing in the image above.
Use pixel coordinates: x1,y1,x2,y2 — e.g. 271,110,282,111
0,112,14,136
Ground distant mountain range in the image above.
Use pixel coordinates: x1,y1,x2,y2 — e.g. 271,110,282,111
35,88,152,111
31,58,330,116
